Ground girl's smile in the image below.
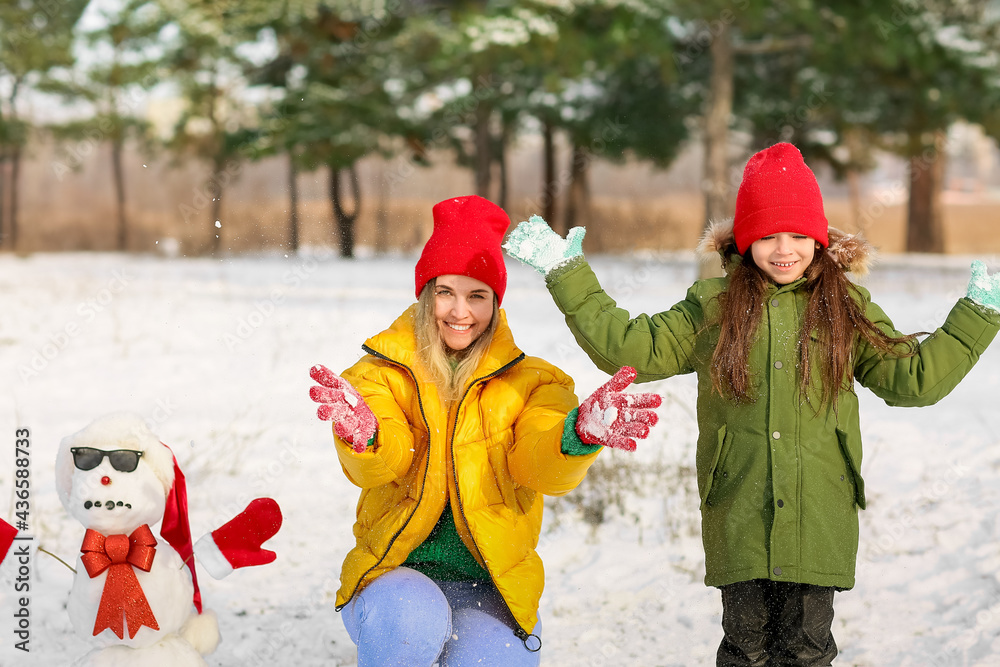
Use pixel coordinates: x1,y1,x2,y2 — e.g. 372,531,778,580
751,233,817,284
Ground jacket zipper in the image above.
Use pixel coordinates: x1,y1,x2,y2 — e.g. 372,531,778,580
448,353,542,651
338,346,541,651
336,344,434,611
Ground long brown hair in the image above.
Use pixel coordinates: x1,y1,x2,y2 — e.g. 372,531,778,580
414,278,499,404
710,247,919,407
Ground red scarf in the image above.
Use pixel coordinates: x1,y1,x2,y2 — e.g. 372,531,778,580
80,524,159,639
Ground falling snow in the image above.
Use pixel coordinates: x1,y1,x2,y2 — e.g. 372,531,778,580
0,250,998,666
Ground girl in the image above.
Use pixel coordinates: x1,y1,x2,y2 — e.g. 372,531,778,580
504,143,1000,666
309,195,661,667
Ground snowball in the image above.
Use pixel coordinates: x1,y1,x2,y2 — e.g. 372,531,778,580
602,406,618,427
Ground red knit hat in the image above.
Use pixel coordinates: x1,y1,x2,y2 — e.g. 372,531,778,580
415,195,511,304
733,142,829,254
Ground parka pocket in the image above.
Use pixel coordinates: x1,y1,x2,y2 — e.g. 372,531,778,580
835,427,867,509
700,425,733,509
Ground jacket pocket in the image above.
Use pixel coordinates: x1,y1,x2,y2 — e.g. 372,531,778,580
700,424,732,509
835,427,867,509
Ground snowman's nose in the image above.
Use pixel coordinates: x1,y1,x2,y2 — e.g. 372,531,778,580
101,476,111,486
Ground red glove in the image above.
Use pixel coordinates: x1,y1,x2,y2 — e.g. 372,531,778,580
576,366,661,451
194,498,282,579
309,364,378,453
0,518,16,564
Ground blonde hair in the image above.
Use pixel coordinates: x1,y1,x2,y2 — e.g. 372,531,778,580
415,278,499,404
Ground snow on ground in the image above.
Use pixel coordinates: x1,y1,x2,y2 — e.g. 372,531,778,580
0,249,998,666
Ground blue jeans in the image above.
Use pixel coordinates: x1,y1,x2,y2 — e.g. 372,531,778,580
342,567,542,667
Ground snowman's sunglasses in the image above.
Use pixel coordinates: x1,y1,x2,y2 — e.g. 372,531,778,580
70,447,144,473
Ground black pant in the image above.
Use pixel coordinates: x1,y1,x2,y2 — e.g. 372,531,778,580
717,579,838,667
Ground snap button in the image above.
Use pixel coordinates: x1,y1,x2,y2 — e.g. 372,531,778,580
773,566,782,576
776,499,784,508
771,298,780,307
772,431,781,440
774,360,783,369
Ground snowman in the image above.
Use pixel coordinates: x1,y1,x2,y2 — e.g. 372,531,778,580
55,413,282,667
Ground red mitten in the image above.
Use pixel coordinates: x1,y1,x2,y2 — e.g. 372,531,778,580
309,364,378,453
576,366,662,451
0,518,16,564
194,498,282,579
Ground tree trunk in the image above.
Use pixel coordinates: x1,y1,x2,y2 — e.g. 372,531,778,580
330,164,361,258
374,166,389,254
111,139,128,251
843,127,865,232
542,120,559,232
846,168,862,232
209,164,224,255
497,115,510,210
9,142,21,251
474,100,492,198
905,130,946,253
701,19,734,277
288,154,299,253
3,83,19,251
563,142,591,232
0,150,6,249
206,76,224,256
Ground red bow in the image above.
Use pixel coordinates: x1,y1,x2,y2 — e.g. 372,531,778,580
80,524,160,639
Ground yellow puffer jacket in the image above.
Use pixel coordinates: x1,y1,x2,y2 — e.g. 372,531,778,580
333,305,601,639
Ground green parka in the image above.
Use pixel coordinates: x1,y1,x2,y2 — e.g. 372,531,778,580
545,223,1000,590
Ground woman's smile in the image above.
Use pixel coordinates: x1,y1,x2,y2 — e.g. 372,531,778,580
434,274,495,351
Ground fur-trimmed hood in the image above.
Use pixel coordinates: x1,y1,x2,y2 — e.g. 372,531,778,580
697,219,874,276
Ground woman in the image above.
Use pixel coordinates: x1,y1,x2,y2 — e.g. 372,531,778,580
309,195,661,667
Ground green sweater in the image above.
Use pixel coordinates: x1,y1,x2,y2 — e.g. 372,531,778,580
404,409,599,581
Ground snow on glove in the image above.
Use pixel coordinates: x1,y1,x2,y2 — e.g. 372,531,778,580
966,260,1000,313
576,366,662,451
0,518,16,564
194,498,282,579
503,214,586,276
309,364,377,453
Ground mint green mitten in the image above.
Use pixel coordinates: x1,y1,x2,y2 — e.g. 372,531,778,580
503,215,585,276
966,260,1000,313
